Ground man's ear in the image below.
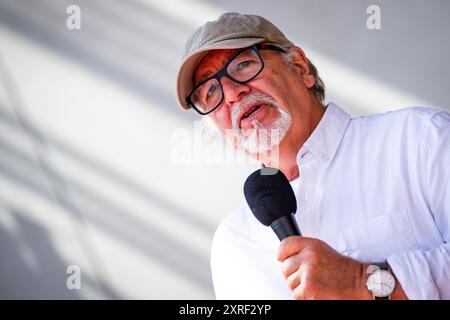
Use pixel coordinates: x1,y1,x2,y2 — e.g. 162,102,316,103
286,46,316,89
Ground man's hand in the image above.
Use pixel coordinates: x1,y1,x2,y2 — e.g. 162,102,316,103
277,236,371,299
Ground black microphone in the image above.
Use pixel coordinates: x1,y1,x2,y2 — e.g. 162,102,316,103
243,167,301,241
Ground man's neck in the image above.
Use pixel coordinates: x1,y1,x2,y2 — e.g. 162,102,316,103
260,100,326,181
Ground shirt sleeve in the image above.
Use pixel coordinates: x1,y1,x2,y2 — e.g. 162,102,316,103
387,110,450,299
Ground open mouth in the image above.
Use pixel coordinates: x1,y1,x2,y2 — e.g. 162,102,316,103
238,104,269,128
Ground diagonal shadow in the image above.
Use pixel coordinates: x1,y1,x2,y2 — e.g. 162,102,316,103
0,0,198,122
0,135,213,293
0,205,121,299
0,107,214,236
83,0,192,49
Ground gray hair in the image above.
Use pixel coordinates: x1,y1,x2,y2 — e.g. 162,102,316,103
282,50,325,104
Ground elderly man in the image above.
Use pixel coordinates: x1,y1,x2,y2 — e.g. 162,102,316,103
176,12,449,299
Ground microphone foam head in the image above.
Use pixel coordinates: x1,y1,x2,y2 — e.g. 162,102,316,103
243,168,297,226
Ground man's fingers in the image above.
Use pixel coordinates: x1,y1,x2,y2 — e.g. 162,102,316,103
277,236,312,261
281,254,301,278
286,269,301,291
292,281,307,300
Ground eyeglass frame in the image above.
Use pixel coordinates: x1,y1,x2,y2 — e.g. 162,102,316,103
186,43,287,116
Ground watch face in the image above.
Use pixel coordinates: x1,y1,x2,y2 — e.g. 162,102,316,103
366,270,396,297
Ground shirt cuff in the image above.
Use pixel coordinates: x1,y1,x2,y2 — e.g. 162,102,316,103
387,249,440,299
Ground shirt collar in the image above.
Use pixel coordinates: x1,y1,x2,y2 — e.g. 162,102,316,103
298,102,351,164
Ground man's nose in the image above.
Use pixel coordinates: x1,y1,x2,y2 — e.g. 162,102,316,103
221,76,251,105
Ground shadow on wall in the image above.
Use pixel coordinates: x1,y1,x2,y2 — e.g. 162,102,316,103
0,106,214,298
0,207,85,299
0,0,216,298
0,0,197,122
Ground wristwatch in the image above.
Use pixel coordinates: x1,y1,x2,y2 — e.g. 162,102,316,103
365,262,396,299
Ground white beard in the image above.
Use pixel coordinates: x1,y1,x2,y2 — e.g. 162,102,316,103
230,92,292,154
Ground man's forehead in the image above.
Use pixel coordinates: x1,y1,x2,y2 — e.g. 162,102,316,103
194,48,240,83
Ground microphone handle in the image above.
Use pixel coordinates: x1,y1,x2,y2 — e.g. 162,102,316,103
270,213,301,241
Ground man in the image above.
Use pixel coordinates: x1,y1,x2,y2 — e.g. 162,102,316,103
176,12,450,299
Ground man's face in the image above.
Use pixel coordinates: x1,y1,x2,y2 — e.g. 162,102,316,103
193,45,316,154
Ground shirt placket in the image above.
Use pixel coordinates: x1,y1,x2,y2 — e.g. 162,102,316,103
296,152,325,237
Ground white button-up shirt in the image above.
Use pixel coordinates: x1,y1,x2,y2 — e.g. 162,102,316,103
211,102,450,299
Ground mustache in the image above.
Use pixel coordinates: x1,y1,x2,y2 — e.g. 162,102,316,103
230,91,279,129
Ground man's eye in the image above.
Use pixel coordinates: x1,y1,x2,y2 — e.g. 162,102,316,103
236,60,254,70
206,84,217,97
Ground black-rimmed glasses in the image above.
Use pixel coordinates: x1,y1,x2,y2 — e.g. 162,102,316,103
186,44,286,115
